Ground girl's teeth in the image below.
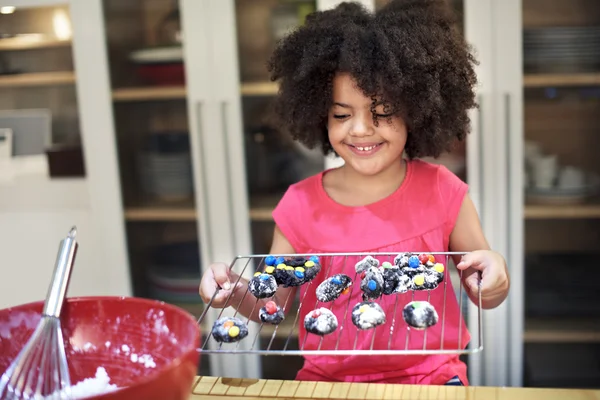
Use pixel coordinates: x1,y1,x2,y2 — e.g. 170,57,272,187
357,145,375,151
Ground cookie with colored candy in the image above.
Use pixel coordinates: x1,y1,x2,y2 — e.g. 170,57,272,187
380,262,400,295
382,266,411,294
393,252,412,268
304,308,338,335
259,300,285,325
211,316,249,343
403,301,438,329
249,272,277,298
315,273,352,302
351,301,386,330
272,263,303,287
355,255,379,274
360,266,384,301
301,256,322,283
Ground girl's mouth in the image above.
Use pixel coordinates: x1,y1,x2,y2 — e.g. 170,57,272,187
347,142,384,156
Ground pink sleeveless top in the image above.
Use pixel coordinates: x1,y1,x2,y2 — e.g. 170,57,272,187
272,160,470,385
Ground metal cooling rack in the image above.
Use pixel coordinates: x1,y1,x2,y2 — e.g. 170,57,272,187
197,252,483,356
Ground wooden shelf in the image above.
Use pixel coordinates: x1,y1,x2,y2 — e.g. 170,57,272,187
124,204,275,222
524,73,600,88
525,317,600,343
112,81,278,102
125,206,196,221
0,37,70,51
112,86,186,102
240,81,278,96
525,203,600,219
0,71,75,87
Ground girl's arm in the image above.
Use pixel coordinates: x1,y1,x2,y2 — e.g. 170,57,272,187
449,194,510,309
229,225,298,322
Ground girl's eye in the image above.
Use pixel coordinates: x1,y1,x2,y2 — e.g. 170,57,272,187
376,113,393,118
333,114,349,120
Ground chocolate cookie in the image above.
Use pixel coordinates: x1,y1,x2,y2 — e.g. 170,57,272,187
211,317,249,343
403,301,439,330
304,308,338,336
315,273,353,302
249,272,277,298
351,301,386,330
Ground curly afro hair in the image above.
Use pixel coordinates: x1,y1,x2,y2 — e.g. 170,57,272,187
267,0,478,159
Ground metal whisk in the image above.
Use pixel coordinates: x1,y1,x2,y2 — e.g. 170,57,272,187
0,227,79,400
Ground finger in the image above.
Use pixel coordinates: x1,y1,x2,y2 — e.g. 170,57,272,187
464,273,480,294
199,271,218,303
211,263,232,290
456,252,484,271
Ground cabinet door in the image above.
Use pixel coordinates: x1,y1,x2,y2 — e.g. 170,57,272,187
492,0,524,388
0,0,131,308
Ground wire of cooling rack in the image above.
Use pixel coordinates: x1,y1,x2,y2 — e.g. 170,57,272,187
197,252,483,356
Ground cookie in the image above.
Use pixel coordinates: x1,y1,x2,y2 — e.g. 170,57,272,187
316,273,353,302
272,263,303,287
249,272,277,298
351,301,386,330
355,255,379,274
304,308,338,335
381,266,411,294
402,301,439,330
360,266,384,301
211,317,249,343
259,301,284,325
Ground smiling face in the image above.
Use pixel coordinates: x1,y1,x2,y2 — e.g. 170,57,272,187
327,73,407,177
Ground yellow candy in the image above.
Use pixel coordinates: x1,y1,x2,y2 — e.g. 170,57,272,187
285,266,294,271
265,266,275,274
414,275,425,286
254,271,261,277
434,263,445,273
304,261,315,268
295,267,305,273
359,305,369,313
228,326,240,338
276,263,286,270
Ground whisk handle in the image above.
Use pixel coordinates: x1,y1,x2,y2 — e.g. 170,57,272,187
43,226,78,318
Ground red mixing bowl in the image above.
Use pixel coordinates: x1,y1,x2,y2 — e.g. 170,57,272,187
0,297,200,400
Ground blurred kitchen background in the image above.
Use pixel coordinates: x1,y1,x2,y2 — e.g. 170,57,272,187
0,0,599,390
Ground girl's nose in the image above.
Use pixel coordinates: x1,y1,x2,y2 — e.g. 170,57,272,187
349,115,374,137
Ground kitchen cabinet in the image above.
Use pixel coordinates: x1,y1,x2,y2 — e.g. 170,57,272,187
518,0,600,389
0,0,131,310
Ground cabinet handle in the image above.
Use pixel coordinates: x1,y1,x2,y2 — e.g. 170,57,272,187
220,100,238,254
504,92,511,261
196,101,214,264
477,94,484,223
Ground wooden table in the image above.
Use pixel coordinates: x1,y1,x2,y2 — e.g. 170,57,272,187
191,376,600,399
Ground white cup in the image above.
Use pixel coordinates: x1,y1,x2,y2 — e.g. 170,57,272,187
532,155,558,189
558,166,585,189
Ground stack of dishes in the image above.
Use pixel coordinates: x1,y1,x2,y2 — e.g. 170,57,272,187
524,26,600,73
138,131,193,201
146,241,202,304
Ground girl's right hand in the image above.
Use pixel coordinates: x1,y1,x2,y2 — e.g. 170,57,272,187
199,262,245,308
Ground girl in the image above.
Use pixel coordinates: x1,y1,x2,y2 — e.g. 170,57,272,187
199,0,509,386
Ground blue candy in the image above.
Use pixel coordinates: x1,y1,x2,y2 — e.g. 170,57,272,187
265,255,276,266
331,277,342,285
367,280,377,291
259,274,271,281
408,256,420,269
276,256,285,265
310,255,320,263
295,270,305,279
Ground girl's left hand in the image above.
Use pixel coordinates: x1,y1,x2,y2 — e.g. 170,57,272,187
456,250,510,306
